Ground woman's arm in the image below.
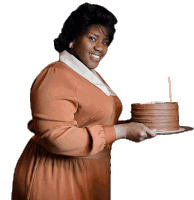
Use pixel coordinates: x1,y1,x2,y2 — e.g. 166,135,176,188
29,64,116,157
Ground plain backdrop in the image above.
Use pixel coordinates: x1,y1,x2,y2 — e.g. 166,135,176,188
1,0,194,199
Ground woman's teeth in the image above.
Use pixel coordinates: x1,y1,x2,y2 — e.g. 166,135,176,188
89,53,100,59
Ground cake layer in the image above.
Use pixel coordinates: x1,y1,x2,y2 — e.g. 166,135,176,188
131,102,179,131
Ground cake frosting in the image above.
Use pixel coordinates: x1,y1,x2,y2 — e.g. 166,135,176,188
131,102,179,132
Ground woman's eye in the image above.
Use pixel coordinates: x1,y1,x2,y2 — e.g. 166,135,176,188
103,41,108,45
89,37,96,42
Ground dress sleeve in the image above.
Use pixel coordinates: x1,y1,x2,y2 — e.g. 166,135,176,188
29,65,116,157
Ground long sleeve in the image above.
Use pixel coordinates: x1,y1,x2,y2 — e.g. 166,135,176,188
29,63,116,157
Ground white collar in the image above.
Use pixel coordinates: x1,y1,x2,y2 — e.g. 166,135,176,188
59,50,112,96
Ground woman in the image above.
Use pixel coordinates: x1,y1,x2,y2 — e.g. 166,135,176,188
12,3,156,200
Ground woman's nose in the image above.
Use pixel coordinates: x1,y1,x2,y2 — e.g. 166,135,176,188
94,41,103,52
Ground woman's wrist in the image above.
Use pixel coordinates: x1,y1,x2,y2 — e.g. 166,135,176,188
113,124,127,139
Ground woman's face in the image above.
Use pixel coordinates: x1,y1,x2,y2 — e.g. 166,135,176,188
70,24,109,69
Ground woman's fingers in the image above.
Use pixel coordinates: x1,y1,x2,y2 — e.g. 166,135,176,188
139,127,157,141
146,128,157,137
139,134,147,141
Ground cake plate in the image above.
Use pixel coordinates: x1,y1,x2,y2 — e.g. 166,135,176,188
156,126,193,135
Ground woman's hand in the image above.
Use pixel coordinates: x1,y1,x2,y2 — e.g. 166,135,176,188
125,122,156,142
114,122,157,142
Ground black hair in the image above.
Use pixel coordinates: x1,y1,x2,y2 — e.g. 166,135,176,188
54,3,117,53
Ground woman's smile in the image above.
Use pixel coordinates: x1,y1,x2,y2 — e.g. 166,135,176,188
89,53,101,59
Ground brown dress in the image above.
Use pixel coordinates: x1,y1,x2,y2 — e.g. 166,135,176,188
12,51,122,200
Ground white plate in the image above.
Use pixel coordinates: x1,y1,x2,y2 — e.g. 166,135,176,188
156,127,185,134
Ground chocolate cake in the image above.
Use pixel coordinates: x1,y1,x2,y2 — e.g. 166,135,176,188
131,102,179,132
